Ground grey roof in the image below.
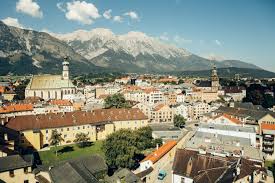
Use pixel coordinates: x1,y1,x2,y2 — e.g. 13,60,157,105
199,123,256,133
195,80,212,88
105,168,142,183
215,105,275,121
49,155,107,183
26,75,75,90
0,154,33,172
149,124,181,131
185,131,262,161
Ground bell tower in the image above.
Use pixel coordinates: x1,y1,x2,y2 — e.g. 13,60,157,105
62,56,69,80
211,65,219,92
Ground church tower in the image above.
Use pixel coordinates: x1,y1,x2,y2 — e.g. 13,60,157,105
62,56,69,80
211,65,219,92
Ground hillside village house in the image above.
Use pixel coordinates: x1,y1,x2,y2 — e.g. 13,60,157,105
25,58,76,101
3,108,148,150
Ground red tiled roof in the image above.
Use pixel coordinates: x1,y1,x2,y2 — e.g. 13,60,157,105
222,114,242,124
49,99,72,106
154,104,167,111
261,123,275,131
6,108,148,131
141,141,177,164
0,104,33,114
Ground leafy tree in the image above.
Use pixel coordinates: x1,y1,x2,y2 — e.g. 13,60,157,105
104,93,131,109
49,130,64,156
102,127,157,170
74,132,90,148
134,127,154,150
174,114,186,128
153,138,163,147
178,79,184,84
263,94,275,108
102,129,139,169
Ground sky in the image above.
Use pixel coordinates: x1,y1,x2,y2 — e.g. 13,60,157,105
0,0,275,71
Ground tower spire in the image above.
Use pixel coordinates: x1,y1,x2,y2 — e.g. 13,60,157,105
62,56,69,80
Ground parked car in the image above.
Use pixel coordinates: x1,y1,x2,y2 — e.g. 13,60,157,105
158,170,167,180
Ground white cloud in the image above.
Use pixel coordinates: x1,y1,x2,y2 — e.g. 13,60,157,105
2,17,24,29
103,9,112,19
214,39,222,46
173,35,192,44
159,32,169,41
16,0,43,18
113,16,123,23
57,2,66,12
65,1,101,25
123,11,139,20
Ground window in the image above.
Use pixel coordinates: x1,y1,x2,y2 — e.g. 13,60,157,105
9,170,14,177
46,130,48,134
64,134,67,138
78,127,80,130
61,128,63,132
83,126,85,129
67,128,70,131
24,167,28,174
24,180,29,183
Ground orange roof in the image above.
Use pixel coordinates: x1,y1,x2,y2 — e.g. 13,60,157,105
222,114,242,124
98,94,110,99
154,104,166,111
0,86,5,93
142,88,157,94
261,123,275,131
49,100,72,106
0,104,33,114
158,78,178,83
124,85,142,91
141,141,177,164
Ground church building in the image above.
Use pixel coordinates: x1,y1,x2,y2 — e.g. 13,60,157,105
25,57,76,101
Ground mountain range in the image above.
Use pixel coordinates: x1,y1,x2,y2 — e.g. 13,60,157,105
0,20,270,76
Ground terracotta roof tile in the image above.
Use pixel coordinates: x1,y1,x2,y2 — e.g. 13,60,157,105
0,104,33,114
261,123,275,131
141,140,177,164
49,99,72,106
6,108,148,131
222,114,242,124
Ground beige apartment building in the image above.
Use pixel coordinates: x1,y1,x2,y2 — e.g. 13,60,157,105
4,108,148,150
151,104,174,123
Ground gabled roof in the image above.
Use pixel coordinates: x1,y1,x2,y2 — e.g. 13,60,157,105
49,99,72,106
49,155,107,183
0,104,33,114
220,114,242,125
0,154,33,173
6,108,148,131
141,140,177,164
26,75,75,90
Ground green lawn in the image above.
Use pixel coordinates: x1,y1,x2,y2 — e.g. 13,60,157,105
39,141,104,166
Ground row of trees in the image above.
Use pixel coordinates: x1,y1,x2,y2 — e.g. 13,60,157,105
50,130,90,156
102,127,162,170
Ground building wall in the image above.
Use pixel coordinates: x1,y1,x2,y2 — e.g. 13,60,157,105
172,174,193,183
0,167,36,183
21,119,148,150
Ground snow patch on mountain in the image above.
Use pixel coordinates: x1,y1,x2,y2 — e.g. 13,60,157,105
51,28,191,60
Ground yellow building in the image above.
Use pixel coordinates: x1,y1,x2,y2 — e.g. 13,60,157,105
5,108,148,150
0,154,37,183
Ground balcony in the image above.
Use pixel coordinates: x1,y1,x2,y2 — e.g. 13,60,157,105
263,147,274,153
263,141,274,146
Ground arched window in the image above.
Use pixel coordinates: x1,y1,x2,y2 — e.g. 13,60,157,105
64,90,67,95
41,91,43,98
34,91,36,97
68,90,70,95
48,91,50,99
55,91,57,99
